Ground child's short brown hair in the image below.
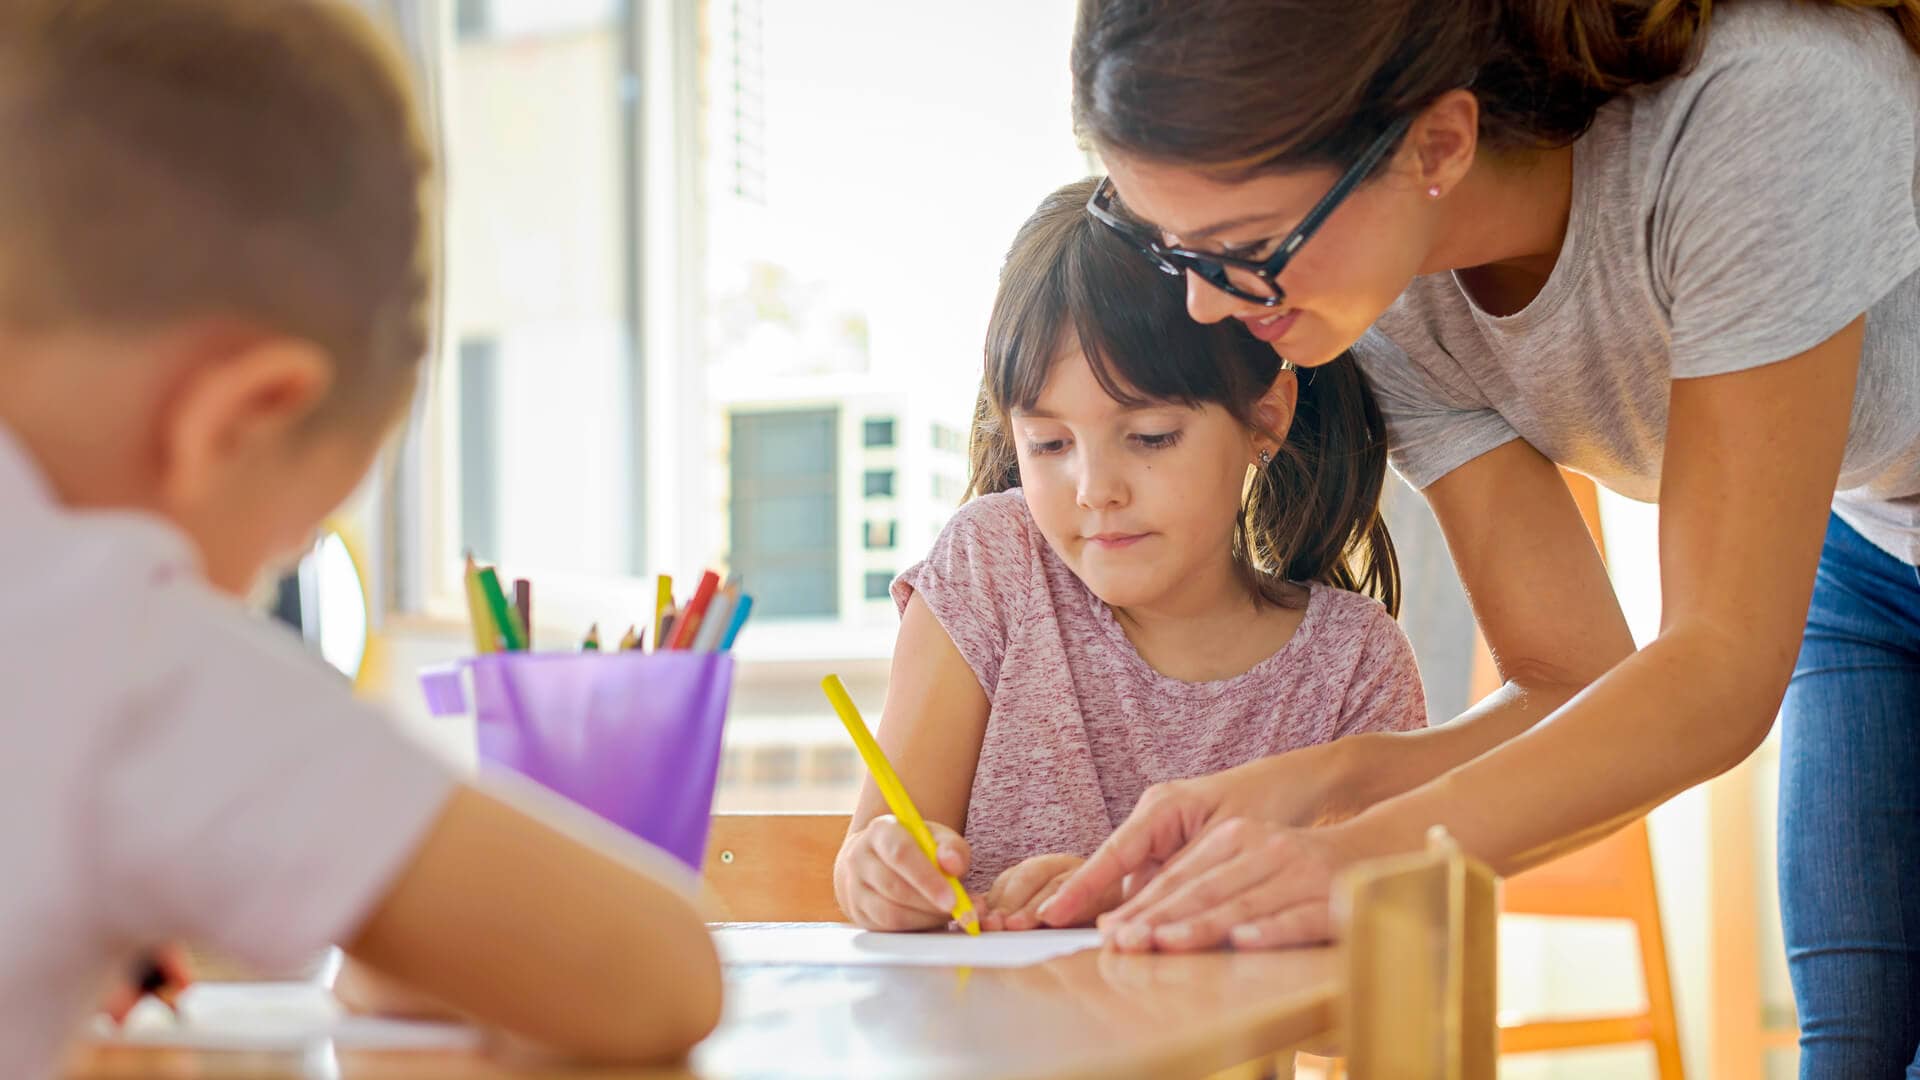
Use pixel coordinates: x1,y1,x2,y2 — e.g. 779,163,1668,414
0,0,434,425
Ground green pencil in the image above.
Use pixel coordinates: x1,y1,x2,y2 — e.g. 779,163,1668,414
475,566,528,652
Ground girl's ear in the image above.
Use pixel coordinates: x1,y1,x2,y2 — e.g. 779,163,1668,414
1250,368,1300,461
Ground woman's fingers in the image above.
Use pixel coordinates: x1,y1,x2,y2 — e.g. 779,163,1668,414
1106,817,1267,925
1039,781,1215,926
1221,901,1335,951
1102,823,1336,953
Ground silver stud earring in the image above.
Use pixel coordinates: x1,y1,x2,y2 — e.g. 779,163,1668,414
1279,359,1295,372
1258,449,1274,466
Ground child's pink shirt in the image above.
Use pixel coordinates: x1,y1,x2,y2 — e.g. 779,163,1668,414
894,489,1427,894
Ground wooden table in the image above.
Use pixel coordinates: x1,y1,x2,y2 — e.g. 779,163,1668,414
67,928,1341,1080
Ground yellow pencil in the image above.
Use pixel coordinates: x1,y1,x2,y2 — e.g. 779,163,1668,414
462,554,498,654
821,674,979,935
653,575,673,654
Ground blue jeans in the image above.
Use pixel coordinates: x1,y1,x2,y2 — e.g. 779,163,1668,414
1780,513,1920,1079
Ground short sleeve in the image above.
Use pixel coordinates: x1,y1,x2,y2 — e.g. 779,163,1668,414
1351,329,1521,490
1652,47,1920,377
1332,606,1428,739
91,585,454,973
892,490,1040,700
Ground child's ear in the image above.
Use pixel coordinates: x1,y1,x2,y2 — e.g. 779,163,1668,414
1251,369,1300,460
158,335,334,513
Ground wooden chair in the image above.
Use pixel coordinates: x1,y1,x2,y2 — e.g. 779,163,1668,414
700,812,851,922
1499,819,1686,1079
1337,827,1499,1080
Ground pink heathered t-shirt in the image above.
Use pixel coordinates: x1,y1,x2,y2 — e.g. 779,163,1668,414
893,489,1428,894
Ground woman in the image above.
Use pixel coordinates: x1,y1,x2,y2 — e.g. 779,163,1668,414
1032,1,1920,1074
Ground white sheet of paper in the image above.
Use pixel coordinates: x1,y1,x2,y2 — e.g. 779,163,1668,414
88,982,480,1052
714,925,1103,968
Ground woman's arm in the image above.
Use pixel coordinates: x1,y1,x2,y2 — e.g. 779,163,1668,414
1046,317,1861,940
1039,433,1634,917
1367,316,1861,872
1326,432,1638,814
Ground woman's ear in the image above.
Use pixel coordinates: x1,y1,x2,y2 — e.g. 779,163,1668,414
1251,369,1300,461
1410,88,1479,198
157,335,334,514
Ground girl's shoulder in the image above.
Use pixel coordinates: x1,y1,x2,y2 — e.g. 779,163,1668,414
1297,583,1411,659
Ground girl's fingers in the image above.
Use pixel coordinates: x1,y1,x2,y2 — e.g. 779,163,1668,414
1007,874,1070,930
872,818,964,913
989,857,1060,917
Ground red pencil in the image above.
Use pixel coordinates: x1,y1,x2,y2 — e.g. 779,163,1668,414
667,570,721,650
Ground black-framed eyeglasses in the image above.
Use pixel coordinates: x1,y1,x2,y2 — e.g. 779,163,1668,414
1087,114,1414,307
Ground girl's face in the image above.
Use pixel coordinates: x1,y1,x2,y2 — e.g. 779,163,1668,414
1101,149,1437,369
1012,339,1287,613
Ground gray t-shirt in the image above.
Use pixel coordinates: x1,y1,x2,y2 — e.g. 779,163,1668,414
1354,0,1920,565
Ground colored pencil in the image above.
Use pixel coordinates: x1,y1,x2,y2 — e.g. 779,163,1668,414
668,570,720,650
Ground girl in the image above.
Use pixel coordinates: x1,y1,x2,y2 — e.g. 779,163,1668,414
832,178,1426,933
1038,3,1920,1074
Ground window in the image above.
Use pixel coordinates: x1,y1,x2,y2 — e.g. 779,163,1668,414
730,409,839,618
932,423,966,455
933,473,963,504
452,0,489,38
407,0,1094,812
457,338,500,562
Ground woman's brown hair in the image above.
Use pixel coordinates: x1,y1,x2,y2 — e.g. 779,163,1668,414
1072,0,1920,172
968,179,1400,616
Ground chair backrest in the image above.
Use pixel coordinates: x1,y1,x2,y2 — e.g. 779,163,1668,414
701,812,851,922
1501,818,1651,919
1337,827,1498,1080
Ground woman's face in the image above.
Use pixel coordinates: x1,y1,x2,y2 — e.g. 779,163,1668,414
1101,149,1438,368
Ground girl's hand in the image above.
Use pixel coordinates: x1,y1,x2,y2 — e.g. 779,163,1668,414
834,815,974,931
1095,819,1378,953
101,945,191,1024
1037,745,1359,930
982,854,1123,931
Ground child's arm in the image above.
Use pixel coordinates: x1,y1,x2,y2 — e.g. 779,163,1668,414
833,592,991,930
340,783,721,1064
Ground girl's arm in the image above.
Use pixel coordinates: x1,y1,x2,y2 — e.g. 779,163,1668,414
833,592,992,927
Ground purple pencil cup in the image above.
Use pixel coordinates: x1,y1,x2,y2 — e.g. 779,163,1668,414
420,651,732,872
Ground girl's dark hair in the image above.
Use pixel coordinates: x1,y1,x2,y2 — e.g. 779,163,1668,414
968,178,1400,616
1072,0,1920,172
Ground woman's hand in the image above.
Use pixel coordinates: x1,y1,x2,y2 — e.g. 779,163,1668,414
1093,819,1374,952
834,815,973,932
982,854,1123,930
1037,747,1351,929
